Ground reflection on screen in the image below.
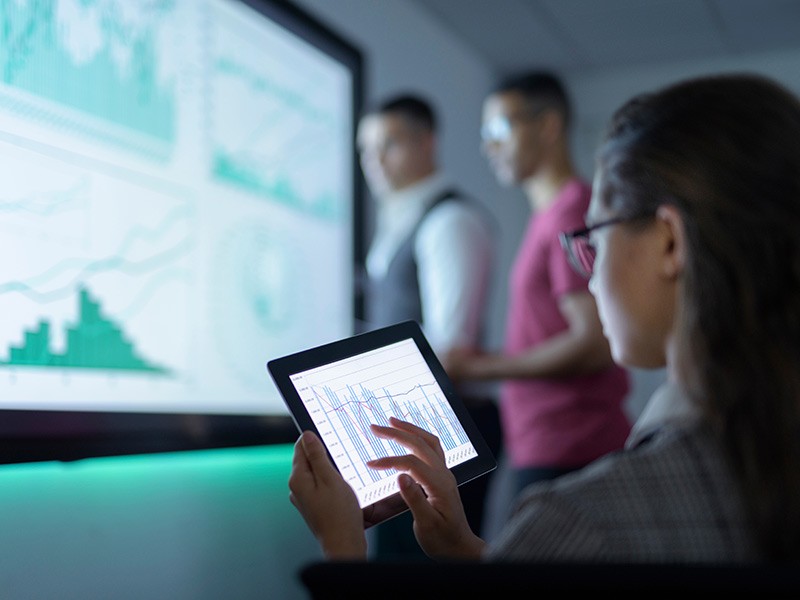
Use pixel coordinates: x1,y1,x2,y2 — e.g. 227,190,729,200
0,0,355,415
289,339,478,507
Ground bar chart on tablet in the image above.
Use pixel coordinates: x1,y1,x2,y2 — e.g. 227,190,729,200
289,338,478,506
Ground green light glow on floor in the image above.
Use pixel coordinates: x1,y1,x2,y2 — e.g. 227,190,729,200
0,443,321,600
0,443,294,487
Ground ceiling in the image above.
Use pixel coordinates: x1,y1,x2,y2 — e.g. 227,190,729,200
409,0,800,76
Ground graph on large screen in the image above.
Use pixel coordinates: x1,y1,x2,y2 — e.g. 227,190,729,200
289,339,478,507
0,0,359,418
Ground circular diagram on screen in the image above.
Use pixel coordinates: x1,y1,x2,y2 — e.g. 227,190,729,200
210,220,300,391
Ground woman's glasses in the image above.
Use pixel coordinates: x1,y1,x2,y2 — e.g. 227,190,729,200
559,214,653,279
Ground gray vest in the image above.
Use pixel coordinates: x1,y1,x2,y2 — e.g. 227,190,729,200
365,188,471,330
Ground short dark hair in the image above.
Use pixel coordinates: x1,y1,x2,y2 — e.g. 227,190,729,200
365,94,437,132
493,71,572,129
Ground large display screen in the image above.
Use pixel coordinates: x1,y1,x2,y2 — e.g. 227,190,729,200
0,0,363,462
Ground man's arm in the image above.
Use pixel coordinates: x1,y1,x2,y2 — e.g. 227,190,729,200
415,201,494,356
448,290,614,381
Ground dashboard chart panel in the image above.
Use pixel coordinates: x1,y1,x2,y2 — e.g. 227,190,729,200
0,0,362,462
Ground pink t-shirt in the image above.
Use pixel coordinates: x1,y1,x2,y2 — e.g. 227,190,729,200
501,178,631,469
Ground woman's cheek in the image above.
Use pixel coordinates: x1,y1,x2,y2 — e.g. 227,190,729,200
590,252,636,366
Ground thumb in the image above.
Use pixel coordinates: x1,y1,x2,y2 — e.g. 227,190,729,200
300,431,338,479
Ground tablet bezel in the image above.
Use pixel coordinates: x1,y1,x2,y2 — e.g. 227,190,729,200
267,320,496,526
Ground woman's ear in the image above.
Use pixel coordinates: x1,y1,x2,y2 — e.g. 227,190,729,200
655,204,686,279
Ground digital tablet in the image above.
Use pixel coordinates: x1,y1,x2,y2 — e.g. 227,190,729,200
267,320,497,527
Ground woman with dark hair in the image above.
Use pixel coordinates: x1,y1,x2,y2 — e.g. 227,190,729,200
289,73,800,562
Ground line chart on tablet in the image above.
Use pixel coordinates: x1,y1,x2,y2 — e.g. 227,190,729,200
288,338,478,506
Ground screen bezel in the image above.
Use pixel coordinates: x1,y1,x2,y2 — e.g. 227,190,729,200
0,0,364,465
267,320,497,525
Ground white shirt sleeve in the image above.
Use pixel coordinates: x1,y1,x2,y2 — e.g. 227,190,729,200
414,199,494,357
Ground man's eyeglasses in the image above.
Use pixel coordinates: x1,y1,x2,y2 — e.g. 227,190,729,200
480,117,513,143
480,109,545,143
559,214,653,279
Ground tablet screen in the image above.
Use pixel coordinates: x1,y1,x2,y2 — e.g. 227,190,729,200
267,320,496,526
288,337,478,507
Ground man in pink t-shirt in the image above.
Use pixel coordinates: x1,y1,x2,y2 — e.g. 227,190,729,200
446,71,630,509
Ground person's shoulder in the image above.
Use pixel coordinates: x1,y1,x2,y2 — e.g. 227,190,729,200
431,187,484,209
555,177,592,208
425,191,495,230
547,178,592,226
535,421,730,507
489,422,753,562
511,422,712,497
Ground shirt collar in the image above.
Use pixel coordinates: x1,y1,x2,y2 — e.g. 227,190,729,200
379,172,450,213
626,380,702,449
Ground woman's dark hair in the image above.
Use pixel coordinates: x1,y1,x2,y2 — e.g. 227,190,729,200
596,73,800,559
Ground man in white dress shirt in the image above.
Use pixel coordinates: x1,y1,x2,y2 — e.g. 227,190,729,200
356,93,499,559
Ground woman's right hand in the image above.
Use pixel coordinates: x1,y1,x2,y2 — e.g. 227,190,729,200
367,417,486,560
